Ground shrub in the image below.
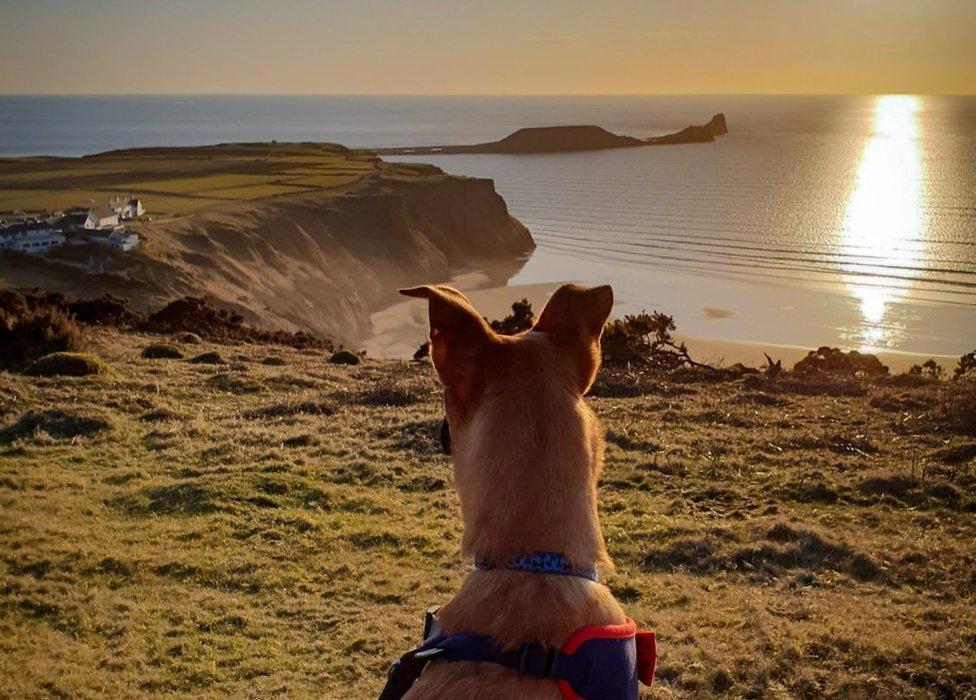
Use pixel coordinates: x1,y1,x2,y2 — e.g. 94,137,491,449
792,347,888,379
0,289,85,371
142,343,184,359
489,298,534,335
909,359,944,380
602,311,709,370
938,382,976,437
66,294,141,327
954,350,976,381
329,350,361,365
24,352,106,377
141,296,332,350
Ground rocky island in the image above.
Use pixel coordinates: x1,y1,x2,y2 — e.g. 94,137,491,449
0,143,533,346
372,113,728,156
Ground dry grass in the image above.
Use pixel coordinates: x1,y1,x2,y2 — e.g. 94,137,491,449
0,328,973,698
0,143,395,216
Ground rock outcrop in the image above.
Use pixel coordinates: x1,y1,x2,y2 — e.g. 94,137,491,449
645,113,728,145
374,114,728,156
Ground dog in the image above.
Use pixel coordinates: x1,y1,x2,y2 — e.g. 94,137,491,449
381,283,655,699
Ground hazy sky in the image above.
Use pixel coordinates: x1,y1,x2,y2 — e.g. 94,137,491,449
2,0,974,94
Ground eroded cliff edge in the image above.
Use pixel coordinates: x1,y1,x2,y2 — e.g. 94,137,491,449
0,149,533,347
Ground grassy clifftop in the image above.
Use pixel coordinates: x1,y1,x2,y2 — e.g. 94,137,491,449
1,328,974,697
0,144,533,346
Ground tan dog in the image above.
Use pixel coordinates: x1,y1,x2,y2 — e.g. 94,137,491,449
398,283,628,699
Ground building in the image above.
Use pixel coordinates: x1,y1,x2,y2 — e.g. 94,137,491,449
0,222,66,253
109,195,145,220
84,204,119,230
88,226,140,252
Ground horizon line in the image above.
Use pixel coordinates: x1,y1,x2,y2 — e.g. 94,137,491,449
2,92,975,98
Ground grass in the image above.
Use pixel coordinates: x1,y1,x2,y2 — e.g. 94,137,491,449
0,143,406,216
0,328,974,698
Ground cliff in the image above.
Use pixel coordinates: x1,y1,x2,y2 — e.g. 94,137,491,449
0,146,533,347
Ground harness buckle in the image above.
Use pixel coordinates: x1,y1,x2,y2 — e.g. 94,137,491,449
517,645,559,679
542,649,559,679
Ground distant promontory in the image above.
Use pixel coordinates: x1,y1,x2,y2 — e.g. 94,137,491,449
372,113,728,156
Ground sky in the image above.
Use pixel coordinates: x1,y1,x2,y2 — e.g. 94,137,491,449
1,0,974,95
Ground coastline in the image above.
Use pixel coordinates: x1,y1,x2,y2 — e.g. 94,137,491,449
364,274,961,373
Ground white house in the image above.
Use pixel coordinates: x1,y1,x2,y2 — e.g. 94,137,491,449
88,226,140,252
0,223,66,253
110,196,145,220
84,204,119,230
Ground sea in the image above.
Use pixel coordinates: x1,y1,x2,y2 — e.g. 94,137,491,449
2,94,975,356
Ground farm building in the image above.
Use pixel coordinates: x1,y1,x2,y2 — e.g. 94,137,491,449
0,222,66,253
84,204,119,230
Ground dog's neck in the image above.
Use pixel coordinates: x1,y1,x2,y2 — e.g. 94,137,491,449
451,381,610,571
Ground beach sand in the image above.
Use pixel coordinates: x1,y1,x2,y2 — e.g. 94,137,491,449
364,275,959,373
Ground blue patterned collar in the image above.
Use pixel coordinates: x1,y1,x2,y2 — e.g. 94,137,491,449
474,550,598,581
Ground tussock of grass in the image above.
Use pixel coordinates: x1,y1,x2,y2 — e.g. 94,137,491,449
23,351,106,377
0,407,113,443
141,343,184,359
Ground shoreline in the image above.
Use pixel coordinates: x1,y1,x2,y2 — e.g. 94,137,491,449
363,275,961,373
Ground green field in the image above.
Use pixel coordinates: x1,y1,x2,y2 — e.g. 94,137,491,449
0,143,393,216
1,328,973,698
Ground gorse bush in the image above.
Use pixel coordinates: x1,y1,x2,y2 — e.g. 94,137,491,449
954,350,976,381
602,311,706,370
488,298,534,335
0,289,85,371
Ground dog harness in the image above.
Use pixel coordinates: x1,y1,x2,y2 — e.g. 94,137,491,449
378,554,657,700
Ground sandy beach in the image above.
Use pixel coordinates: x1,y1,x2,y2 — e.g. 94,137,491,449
364,274,960,373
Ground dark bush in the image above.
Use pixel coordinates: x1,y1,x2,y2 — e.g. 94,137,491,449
938,382,976,437
140,296,332,350
792,346,888,379
329,350,361,365
954,350,976,381
601,311,713,371
66,294,141,327
908,359,944,380
488,298,534,335
0,289,85,371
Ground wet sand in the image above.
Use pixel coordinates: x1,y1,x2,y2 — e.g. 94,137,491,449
364,275,959,374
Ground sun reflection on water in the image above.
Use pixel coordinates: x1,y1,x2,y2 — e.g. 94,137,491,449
841,95,925,349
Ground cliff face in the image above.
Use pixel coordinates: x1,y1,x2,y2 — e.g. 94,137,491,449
8,172,533,347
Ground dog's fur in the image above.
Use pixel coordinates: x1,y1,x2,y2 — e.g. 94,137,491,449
399,283,627,699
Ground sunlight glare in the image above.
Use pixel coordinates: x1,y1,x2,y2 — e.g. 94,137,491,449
841,95,924,350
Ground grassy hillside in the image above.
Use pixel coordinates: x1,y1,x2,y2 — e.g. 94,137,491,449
1,328,974,698
0,143,396,216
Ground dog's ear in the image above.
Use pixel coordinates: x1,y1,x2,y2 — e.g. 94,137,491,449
400,285,493,406
533,284,613,392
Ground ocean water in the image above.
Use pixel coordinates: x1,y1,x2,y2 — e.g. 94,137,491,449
2,95,975,355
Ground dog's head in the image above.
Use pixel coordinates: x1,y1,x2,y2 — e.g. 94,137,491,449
400,283,612,423
399,283,614,563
